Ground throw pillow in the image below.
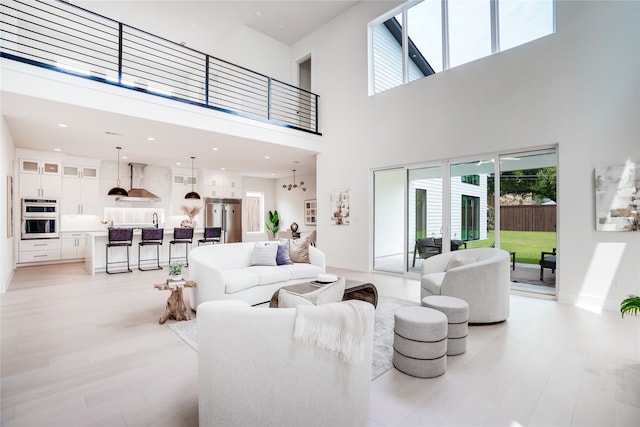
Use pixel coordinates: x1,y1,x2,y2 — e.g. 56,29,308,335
278,289,314,307
249,242,278,266
276,239,293,265
289,236,310,263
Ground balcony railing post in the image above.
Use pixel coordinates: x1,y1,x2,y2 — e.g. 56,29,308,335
118,23,123,84
267,77,272,121
315,94,319,134
205,55,210,106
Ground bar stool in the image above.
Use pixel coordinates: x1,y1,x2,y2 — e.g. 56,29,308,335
138,228,164,271
198,227,221,246
105,227,134,274
169,227,194,267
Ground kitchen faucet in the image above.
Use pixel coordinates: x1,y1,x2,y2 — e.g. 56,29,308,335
152,212,159,228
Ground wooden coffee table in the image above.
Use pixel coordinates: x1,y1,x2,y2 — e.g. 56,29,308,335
269,279,378,308
154,280,196,324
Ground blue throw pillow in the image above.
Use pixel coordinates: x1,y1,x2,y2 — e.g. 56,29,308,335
276,240,294,265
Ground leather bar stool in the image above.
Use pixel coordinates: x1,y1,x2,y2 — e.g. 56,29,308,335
198,227,221,246
105,227,134,274
169,227,194,267
138,227,164,271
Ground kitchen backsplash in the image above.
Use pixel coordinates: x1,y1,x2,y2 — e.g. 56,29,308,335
104,207,165,226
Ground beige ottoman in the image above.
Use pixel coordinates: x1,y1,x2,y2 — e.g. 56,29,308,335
392,306,447,378
422,295,469,356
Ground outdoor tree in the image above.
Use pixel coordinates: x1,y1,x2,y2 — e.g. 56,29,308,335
487,167,556,202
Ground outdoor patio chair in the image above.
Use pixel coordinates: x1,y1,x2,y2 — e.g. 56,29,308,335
412,238,442,267
539,248,557,280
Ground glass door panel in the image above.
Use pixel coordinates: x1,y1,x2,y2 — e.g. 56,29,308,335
408,165,442,273
450,158,494,250
373,168,405,273
499,149,557,294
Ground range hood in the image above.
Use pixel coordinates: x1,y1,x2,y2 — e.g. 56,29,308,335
116,163,161,202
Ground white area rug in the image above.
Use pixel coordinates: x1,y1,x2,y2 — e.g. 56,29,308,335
169,296,417,380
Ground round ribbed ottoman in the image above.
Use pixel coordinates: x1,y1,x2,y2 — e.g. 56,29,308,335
392,306,447,378
421,295,469,356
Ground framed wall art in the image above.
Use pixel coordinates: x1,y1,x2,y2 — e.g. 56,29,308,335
594,162,639,231
330,188,349,225
304,199,316,225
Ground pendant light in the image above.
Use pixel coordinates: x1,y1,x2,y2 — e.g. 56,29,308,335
184,156,201,199
282,169,306,191
107,146,128,196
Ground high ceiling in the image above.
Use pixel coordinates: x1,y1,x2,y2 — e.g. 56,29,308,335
1,0,371,178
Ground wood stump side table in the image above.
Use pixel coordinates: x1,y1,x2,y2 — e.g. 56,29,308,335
154,280,196,324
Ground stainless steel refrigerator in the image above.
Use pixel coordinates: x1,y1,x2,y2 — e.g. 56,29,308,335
204,198,242,243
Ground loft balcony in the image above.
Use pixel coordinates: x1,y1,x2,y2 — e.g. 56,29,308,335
0,0,320,135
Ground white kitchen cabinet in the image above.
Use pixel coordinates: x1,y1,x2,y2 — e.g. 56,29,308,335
61,165,100,215
200,171,242,199
61,232,86,259
19,159,62,198
18,238,61,263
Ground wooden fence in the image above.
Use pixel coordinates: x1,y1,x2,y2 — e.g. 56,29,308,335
500,205,556,232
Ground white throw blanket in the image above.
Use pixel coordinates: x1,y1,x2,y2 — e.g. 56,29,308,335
293,301,368,364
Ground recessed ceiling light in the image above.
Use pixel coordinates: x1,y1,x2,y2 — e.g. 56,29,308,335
53,148,62,152
264,156,271,159
212,147,219,151
57,123,67,128
279,25,285,29
147,137,155,141
122,156,128,159
176,162,182,166
221,167,226,171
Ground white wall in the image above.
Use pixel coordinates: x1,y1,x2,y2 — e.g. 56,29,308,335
1,116,16,292
293,0,640,312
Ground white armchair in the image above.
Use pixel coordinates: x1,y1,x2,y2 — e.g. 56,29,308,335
420,248,510,323
197,300,375,427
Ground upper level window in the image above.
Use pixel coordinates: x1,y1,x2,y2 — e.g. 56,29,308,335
462,174,480,185
369,0,555,95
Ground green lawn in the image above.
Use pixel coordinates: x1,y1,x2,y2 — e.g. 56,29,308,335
464,231,556,265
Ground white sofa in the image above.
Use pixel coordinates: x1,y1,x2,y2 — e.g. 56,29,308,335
420,247,510,323
188,241,325,309
197,299,374,427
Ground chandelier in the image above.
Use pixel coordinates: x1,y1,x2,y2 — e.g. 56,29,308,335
283,169,306,191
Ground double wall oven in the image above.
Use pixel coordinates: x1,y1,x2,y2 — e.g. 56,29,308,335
21,198,59,239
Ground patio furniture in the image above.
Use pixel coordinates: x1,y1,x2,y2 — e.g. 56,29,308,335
412,238,442,267
539,248,557,280
393,306,448,378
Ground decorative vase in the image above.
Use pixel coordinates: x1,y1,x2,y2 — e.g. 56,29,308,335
170,274,182,281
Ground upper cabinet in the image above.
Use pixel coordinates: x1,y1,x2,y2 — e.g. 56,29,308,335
61,164,100,215
19,159,62,198
201,170,242,199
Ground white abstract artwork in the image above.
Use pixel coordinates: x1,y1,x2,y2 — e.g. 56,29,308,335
594,162,639,231
330,188,350,225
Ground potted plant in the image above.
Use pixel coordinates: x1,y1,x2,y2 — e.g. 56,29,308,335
265,210,279,239
169,261,184,280
621,295,640,318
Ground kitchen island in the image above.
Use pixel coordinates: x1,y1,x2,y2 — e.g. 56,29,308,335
85,228,204,275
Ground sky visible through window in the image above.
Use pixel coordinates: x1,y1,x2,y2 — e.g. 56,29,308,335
398,0,554,73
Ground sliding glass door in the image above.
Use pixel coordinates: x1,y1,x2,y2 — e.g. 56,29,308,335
372,146,557,296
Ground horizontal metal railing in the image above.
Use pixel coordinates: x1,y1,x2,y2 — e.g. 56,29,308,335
0,0,320,134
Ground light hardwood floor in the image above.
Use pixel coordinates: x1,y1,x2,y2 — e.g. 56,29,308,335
1,262,639,427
